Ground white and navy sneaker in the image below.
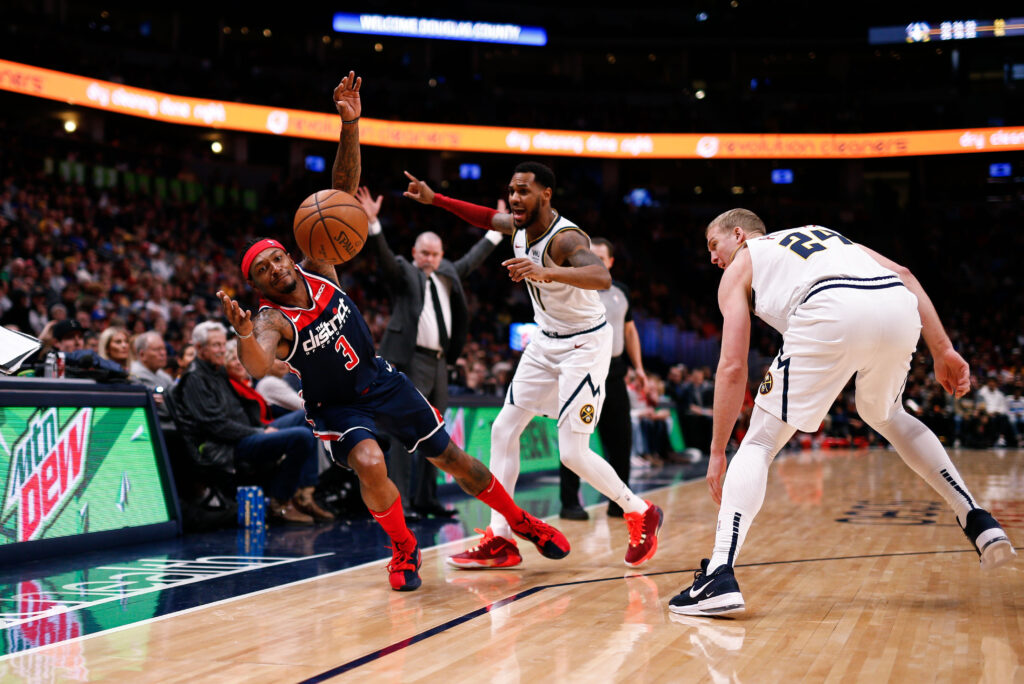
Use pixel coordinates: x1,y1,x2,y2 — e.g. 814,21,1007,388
668,559,745,616
960,509,1017,569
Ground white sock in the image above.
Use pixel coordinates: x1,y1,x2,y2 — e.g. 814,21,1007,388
559,424,646,515
866,408,977,525
488,404,534,538
708,408,795,573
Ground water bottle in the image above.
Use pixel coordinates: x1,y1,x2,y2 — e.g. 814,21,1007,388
44,351,56,378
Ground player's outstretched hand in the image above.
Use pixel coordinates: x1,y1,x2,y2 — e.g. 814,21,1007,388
217,290,253,338
934,346,971,398
502,257,551,283
355,186,383,222
706,451,727,505
402,171,435,205
334,71,362,120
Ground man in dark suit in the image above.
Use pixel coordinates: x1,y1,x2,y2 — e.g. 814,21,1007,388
358,186,503,517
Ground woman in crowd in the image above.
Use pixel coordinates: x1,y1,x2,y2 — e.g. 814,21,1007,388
98,325,132,372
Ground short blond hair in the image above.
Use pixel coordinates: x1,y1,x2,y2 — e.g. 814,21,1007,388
707,208,766,237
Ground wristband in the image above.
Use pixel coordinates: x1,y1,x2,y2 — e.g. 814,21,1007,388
433,193,498,230
343,117,359,124
235,328,253,340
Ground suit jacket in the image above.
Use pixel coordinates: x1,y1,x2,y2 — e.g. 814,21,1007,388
370,231,499,367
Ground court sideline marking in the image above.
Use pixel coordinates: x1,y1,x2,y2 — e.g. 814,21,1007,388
297,545,1023,683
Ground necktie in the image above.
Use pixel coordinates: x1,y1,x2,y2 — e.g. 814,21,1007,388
429,276,449,352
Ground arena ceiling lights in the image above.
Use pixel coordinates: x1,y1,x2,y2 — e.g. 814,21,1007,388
2,59,1023,160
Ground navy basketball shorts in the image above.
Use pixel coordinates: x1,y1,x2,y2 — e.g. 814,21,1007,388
305,366,449,467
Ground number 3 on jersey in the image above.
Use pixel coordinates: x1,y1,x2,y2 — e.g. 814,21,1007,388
778,228,852,259
334,334,359,370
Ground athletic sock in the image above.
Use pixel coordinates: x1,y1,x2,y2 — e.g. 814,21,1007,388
871,410,977,524
369,496,415,547
476,475,523,536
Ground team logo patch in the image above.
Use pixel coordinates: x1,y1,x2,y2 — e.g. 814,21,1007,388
759,371,774,395
579,404,595,424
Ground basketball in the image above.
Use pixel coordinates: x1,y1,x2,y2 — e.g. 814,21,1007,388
293,189,368,264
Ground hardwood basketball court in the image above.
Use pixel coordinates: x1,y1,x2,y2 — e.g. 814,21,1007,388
2,447,1021,682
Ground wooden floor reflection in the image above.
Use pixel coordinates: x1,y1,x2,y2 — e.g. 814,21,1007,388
4,448,1023,682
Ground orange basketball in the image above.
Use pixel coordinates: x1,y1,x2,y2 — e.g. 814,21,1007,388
293,189,368,264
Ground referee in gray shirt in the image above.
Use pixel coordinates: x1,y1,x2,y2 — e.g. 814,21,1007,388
560,237,649,519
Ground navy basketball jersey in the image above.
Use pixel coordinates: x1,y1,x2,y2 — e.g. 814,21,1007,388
259,266,383,404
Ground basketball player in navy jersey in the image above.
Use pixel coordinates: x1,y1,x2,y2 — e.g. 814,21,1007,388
217,71,568,592
404,163,663,569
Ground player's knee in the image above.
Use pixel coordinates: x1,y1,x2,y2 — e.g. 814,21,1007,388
347,440,386,477
855,396,897,431
557,428,589,471
492,410,526,445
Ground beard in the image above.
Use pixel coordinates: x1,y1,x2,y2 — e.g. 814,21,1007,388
514,206,538,229
279,278,298,293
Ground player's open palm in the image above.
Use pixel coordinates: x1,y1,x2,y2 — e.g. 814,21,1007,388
355,186,382,222
217,290,252,336
333,71,362,120
934,347,971,398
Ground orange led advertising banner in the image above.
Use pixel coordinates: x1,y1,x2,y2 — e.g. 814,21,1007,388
2,59,1023,159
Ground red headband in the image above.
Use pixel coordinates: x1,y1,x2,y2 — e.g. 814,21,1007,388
241,239,286,278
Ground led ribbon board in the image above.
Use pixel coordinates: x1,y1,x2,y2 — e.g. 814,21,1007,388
870,17,1024,44
332,12,547,46
2,59,1023,159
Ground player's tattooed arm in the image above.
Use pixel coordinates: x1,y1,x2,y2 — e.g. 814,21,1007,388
217,292,288,378
547,229,612,289
490,212,515,234
298,256,341,287
332,71,362,195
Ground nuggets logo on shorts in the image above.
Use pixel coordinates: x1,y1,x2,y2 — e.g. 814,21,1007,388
580,404,595,424
759,371,774,395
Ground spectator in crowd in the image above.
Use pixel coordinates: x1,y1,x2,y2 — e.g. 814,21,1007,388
130,331,174,391
28,287,49,335
1007,384,1024,447
977,376,1012,447
175,343,196,378
130,330,175,426
678,368,713,455
98,325,132,372
50,319,85,353
173,321,328,524
255,359,305,415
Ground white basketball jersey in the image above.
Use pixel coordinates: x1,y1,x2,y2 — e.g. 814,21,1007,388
746,226,900,334
512,215,606,334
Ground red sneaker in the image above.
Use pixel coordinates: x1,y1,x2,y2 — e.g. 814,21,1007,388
508,511,571,560
623,501,663,567
447,527,523,569
388,538,422,591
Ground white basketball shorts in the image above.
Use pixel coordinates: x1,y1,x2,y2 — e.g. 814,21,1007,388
754,284,921,433
505,322,611,434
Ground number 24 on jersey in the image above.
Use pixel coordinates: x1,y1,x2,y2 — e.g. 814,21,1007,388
778,228,851,259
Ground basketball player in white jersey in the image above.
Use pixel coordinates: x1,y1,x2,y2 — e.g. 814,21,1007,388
403,162,662,568
669,209,1016,616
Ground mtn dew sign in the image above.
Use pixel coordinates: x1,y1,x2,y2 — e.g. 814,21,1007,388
0,406,173,545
